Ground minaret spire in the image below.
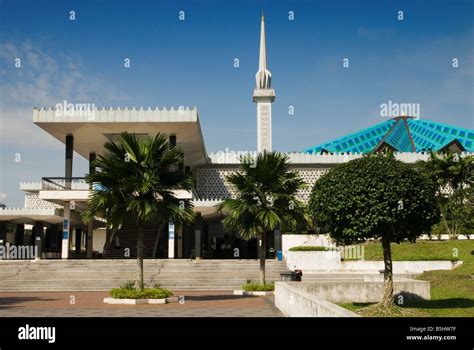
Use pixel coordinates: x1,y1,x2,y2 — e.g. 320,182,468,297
255,12,272,89
253,13,275,153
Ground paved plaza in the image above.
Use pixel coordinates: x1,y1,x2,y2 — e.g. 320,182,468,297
0,291,283,317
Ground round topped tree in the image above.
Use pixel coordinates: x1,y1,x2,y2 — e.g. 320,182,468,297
308,154,439,308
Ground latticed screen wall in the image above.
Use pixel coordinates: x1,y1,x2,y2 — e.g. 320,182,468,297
196,168,239,199
196,167,331,203
25,194,61,210
294,168,330,202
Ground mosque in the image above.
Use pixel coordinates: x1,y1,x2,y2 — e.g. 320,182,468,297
0,15,472,260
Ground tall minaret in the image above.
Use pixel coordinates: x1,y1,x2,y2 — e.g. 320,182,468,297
253,13,275,152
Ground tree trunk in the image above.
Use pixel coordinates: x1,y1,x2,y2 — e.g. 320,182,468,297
439,202,452,239
259,231,267,285
381,236,394,308
136,221,145,290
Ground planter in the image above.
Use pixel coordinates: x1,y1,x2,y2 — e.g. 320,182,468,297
103,297,178,305
233,290,274,296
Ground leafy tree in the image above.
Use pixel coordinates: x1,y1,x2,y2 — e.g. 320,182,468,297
83,132,194,289
448,186,474,237
416,152,473,239
309,154,439,307
218,151,306,284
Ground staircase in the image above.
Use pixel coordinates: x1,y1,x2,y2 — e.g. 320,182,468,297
0,259,288,291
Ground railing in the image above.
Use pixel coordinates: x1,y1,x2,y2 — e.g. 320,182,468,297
41,177,88,190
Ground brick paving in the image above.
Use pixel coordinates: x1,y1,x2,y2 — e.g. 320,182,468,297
0,291,283,317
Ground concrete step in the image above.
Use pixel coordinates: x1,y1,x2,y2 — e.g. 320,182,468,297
0,259,288,291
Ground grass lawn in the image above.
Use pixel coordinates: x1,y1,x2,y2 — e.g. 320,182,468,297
355,240,463,261
339,240,474,317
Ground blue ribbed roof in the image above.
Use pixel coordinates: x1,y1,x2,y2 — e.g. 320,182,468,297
304,117,474,154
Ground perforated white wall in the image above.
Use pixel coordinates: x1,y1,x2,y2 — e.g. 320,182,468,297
25,194,61,210
196,167,331,203
196,168,239,199
294,168,330,202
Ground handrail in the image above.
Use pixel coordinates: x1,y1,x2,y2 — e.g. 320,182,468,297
41,177,87,190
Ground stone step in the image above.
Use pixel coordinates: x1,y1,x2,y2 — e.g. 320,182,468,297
0,260,288,291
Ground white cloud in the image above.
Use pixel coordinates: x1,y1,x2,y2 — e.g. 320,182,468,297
0,40,130,206
0,40,130,148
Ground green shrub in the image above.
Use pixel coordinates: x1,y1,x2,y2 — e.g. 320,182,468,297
242,283,275,292
110,287,173,299
288,246,336,252
120,281,136,290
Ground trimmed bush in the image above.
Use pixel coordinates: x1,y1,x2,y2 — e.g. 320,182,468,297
242,283,275,292
110,287,173,299
288,246,336,252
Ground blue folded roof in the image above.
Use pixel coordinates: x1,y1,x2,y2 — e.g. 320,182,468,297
304,117,474,154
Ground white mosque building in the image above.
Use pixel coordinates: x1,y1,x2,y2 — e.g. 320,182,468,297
1,15,472,260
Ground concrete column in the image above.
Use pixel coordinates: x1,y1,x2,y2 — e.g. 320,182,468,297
87,152,96,259
88,152,96,189
62,204,71,259
15,224,24,246
0,222,6,245
274,227,282,260
194,213,202,259
35,236,42,260
168,222,175,259
65,134,74,189
33,221,44,259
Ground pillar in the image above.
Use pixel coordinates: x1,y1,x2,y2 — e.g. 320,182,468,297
274,227,282,260
15,223,24,246
62,134,74,259
168,222,175,259
87,152,96,259
0,222,6,245
35,236,42,260
194,213,202,259
62,204,71,259
65,134,74,189
33,221,44,259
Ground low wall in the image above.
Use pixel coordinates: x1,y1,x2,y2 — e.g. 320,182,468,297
282,234,335,259
341,260,461,274
285,247,461,273
274,282,360,317
294,279,430,303
285,250,341,271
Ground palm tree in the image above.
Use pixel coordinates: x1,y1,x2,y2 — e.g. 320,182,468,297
217,151,306,284
417,151,473,238
82,132,194,290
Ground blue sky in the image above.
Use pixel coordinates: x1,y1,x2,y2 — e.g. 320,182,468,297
0,0,473,206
